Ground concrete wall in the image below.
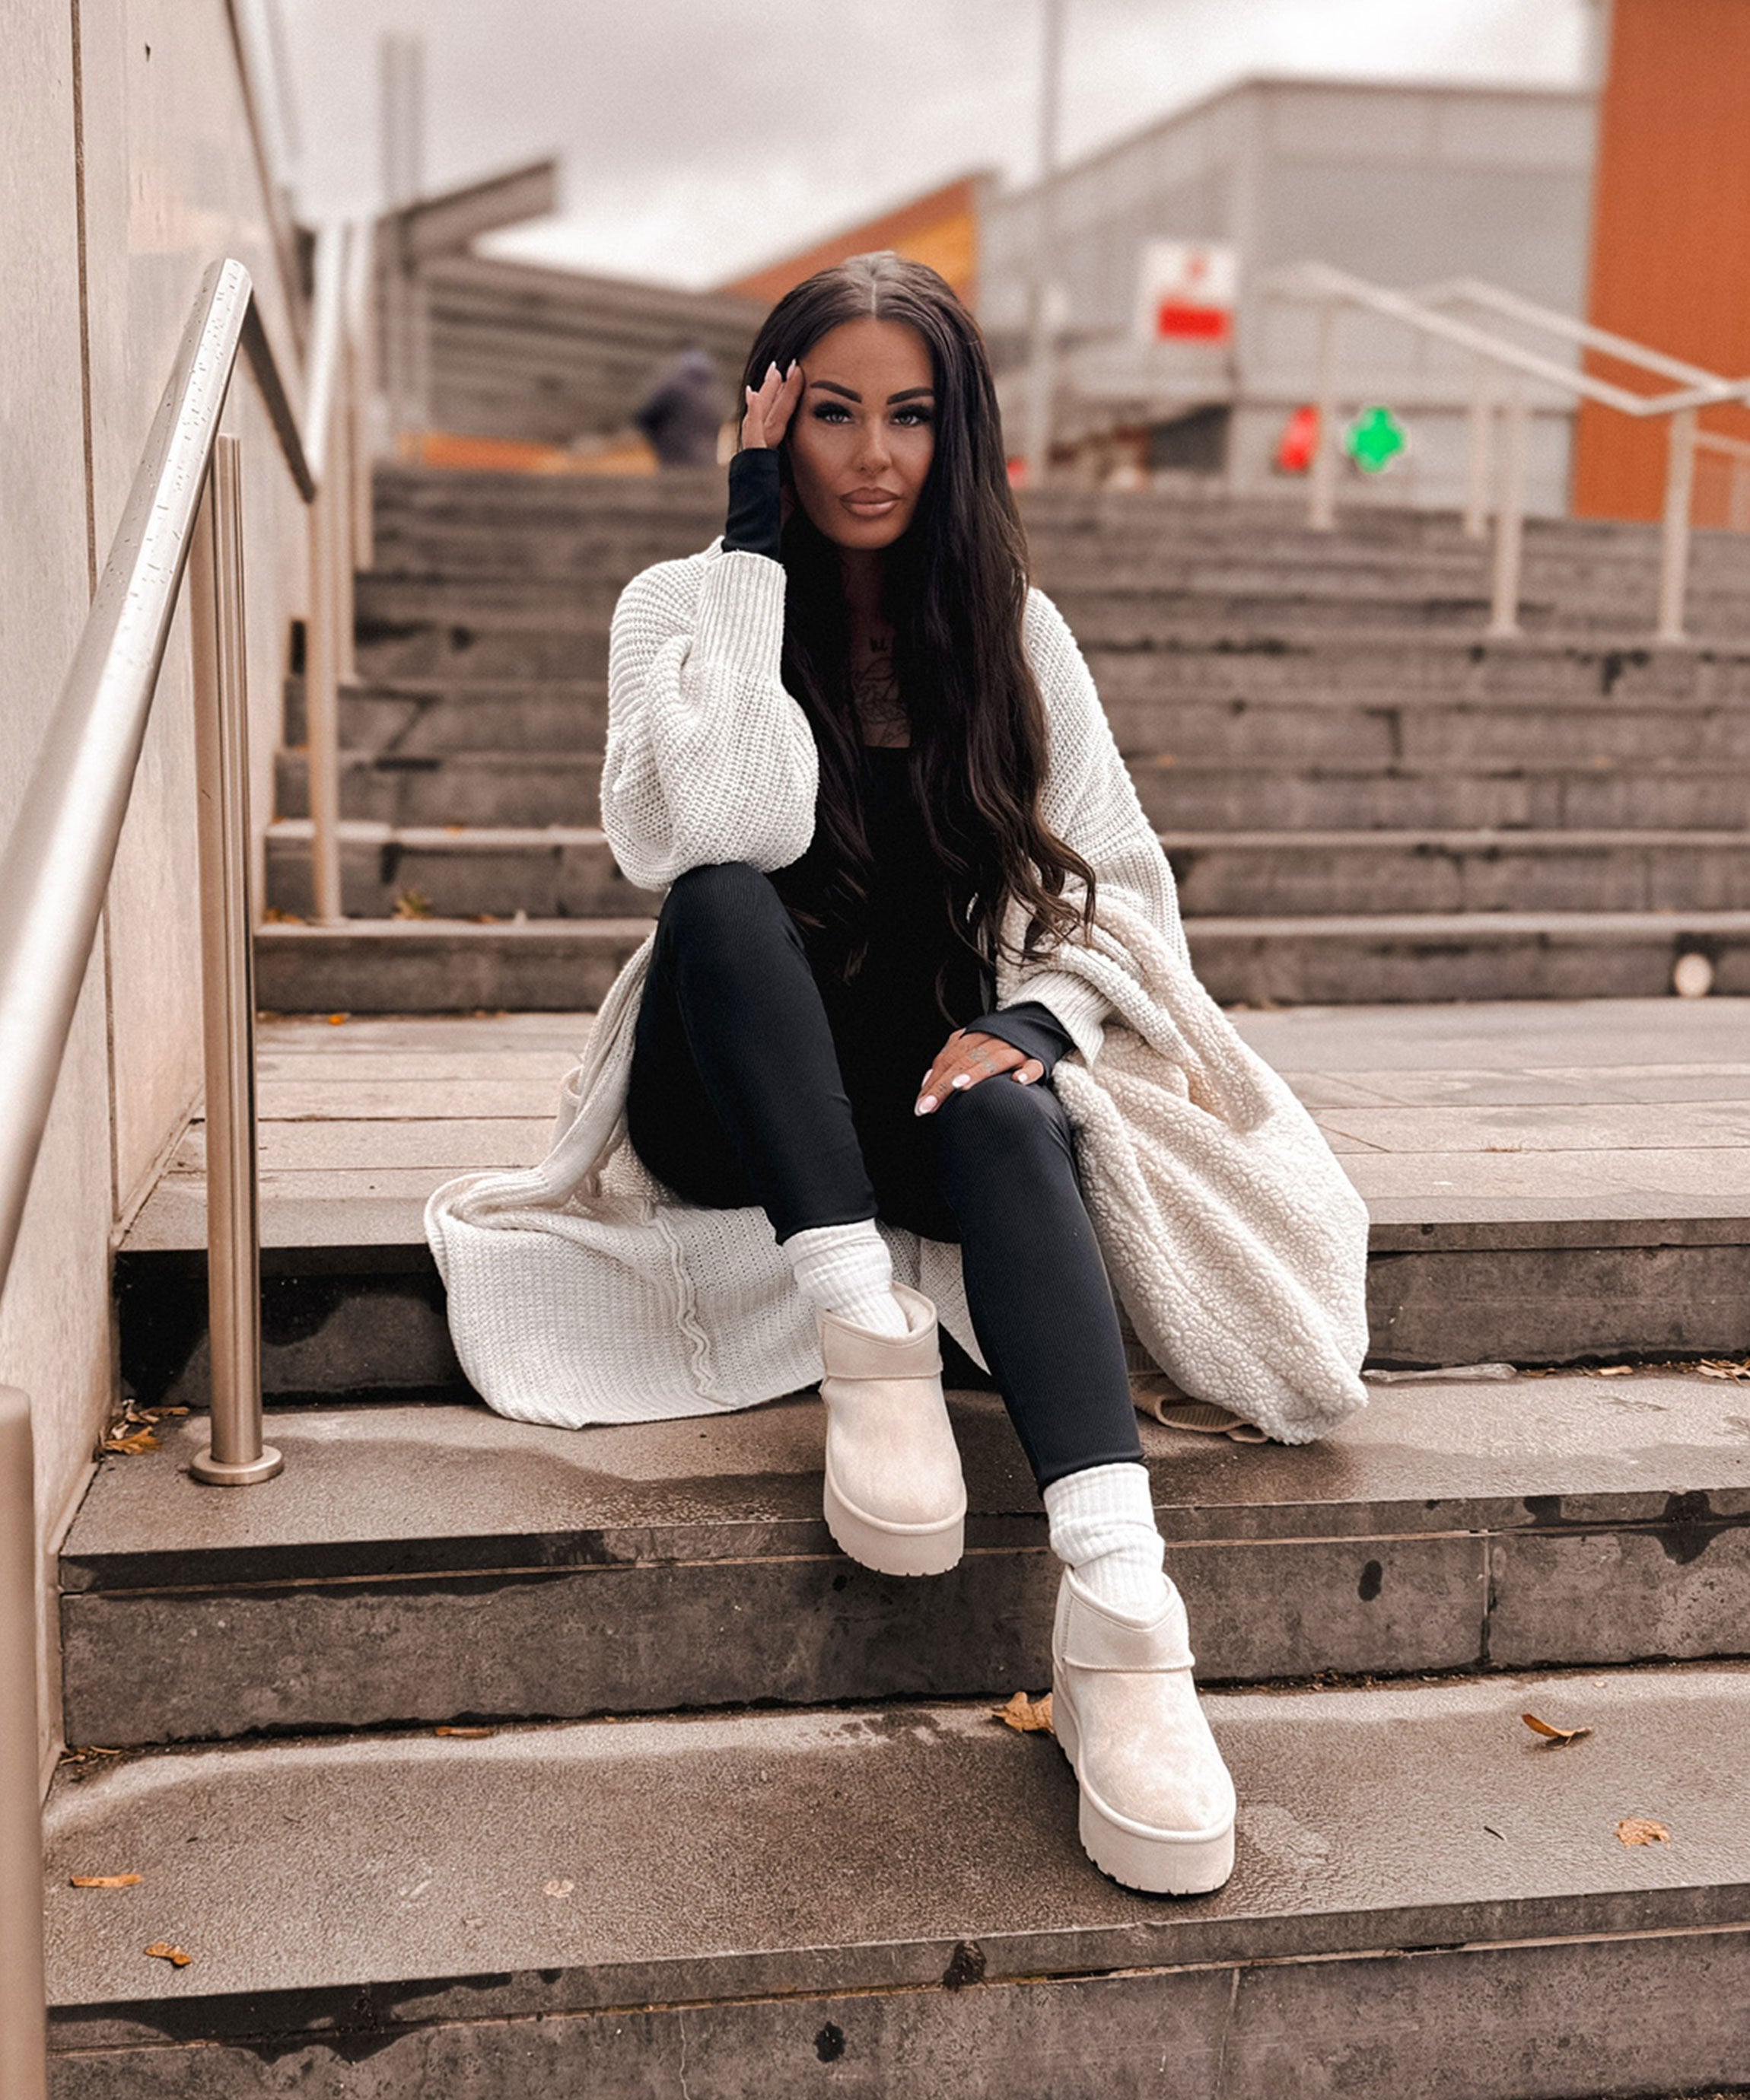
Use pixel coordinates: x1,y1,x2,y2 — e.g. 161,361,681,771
0,0,307,1771
982,77,1597,513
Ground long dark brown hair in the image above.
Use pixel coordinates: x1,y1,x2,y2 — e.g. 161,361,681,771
737,250,1096,1010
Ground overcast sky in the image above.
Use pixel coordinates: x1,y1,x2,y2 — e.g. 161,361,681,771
278,0,1596,291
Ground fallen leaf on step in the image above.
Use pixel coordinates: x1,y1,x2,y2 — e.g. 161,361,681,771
100,1429,158,1456
991,1691,1053,1734
326,1013,349,1026
1594,1365,1634,1376
70,1874,142,1888
434,1725,496,1739
1616,1818,1669,1846
542,1879,575,1898
143,1942,191,1967
1522,1712,1592,1746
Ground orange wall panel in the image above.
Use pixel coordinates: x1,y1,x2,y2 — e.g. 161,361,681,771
713,173,986,309
1575,0,1750,520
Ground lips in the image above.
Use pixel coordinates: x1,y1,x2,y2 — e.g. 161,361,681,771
842,490,901,512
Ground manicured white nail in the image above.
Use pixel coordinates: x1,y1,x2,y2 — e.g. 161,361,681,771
915,1094,936,1115
950,1073,970,1090
1013,1069,1034,1083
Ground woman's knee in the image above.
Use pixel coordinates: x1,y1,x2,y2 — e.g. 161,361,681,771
934,1072,1074,1174
660,861,792,948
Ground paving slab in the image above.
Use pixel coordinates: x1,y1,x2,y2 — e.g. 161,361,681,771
41,1667,1750,2099
57,1372,1750,1743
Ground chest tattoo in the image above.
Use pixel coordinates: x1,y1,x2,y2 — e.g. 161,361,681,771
851,624,909,748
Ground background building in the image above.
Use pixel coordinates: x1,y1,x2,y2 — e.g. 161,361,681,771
978,75,1599,511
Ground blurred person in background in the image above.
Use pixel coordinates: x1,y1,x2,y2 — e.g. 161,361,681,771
632,342,727,466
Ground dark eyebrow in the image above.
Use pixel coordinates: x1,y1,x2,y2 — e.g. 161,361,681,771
808,380,936,403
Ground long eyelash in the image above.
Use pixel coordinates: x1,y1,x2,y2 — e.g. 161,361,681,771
811,403,933,423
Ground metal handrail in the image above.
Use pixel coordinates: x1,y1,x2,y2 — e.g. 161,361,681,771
0,240,371,2093
1268,262,1750,641
1421,276,1733,395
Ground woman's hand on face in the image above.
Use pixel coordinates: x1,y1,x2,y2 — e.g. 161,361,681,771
740,359,805,450
915,1029,1045,1116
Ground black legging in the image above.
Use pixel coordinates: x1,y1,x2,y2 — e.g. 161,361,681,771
625,862,1144,1489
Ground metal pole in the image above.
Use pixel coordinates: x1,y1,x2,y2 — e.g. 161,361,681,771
186,438,282,1488
335,327,359,686
1462,354,1494,539
347,219,378,574
304,433,344,928
1308,299,1339,531
0,1389,48,2100
1021,0,1065,486
1656,405,1698,644
1488,387,1529,638
1730,455,1750,535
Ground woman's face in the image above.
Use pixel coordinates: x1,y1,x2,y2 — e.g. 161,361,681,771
785,317,936,551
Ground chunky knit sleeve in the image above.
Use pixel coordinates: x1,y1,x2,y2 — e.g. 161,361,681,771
1004,584,1193,1064
600,546,819,889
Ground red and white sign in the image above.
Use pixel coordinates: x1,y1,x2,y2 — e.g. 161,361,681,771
1134,241,1237,345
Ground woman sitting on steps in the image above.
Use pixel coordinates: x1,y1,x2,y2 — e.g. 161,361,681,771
427,250,1374,1898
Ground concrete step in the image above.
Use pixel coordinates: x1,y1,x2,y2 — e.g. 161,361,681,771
274,748,603,829
253,908,1750,1009
59,1371,1750,1746
354,566,1750,648
284,676,607,755
262,820,1750,920
256,917,650,1013
353,608,609,682
1188,907,1750,1001
361,532,1750,600
1165,832,1750,916
116,1000,1750,1419
42,1668,1750,2095
266,821,648,918
1134,759,1750,831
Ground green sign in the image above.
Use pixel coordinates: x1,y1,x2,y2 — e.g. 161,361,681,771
1344,405,1409,475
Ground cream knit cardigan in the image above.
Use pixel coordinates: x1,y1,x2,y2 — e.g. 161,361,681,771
425,539,1373,1444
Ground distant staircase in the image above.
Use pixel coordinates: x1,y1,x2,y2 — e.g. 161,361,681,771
259,467,1750,1010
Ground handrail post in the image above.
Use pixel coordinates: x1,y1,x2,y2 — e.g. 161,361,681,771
0,1389,48,2100
1308,298,1338,531
304,425,345,925
1488,387,1529,638
1657,405,1698,644
186,438,282,1488
1730,456,1750,534
335,329,359,688
1462,354,1493,539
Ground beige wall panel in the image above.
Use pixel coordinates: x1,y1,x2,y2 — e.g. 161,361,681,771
0,0,120,1761
78,0,308,1209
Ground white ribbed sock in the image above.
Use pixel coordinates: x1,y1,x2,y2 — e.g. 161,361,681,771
784,1220,911,1339
1043,1461,1170,1621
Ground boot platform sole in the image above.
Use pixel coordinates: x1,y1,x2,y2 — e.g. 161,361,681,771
1052,1675,1236,1896
822,1471,965,1578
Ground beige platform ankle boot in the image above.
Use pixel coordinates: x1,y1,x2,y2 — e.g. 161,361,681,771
1051,1567,1237,1895
816,1282,966,1577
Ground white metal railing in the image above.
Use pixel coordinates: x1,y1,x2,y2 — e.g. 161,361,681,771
1271,262,1750,643
301,217,374,924
0,239,368,2093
